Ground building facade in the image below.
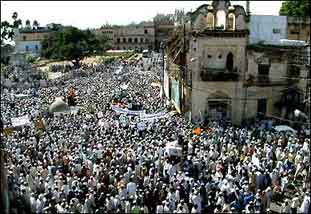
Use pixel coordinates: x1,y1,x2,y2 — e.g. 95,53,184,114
164,0,310,126
187,0,250,125
95,26,115,49
249,15,288,45
100,22,155,51
14,28,52,57
245,43,309,124
154,21,175,51
153,10,186,51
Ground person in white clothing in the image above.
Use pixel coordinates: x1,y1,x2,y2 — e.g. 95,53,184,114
299,192,310,214
127,177,137,197
156,202,164,213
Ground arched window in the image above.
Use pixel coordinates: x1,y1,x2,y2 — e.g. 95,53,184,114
226,52,234,71
216,10,226,30
206,12,214,29
228,13,235,30
123,38,126,43
134,38,138,43
129,38,132,43
140,38,144,43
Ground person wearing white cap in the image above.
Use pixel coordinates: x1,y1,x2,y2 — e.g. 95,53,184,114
299,192,310,214
178,200,189,213
191,204,199,214
156,202,164,213
216,191,224,207
281,199,291,213
167,189,177,211
190,189,202,213
263,186,273,210
291,192,301,213
163,201,170,213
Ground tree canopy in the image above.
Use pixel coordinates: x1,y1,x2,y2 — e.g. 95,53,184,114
279,0,310,17
41,27,106,67
1,12,22,45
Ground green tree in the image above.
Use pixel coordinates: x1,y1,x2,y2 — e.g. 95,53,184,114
25,19,31,29
279,0,310,17
26,54,36,64
33,20,39,29
1,12,22,45
95,33,112,53
41,26,101,67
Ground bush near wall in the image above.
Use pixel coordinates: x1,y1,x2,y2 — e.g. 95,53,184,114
101,51,135,64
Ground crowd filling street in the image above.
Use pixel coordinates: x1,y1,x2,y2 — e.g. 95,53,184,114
1,53,310,214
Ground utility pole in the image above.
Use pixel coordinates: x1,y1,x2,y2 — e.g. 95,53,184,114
161,42,165,93
180,22,186,114
0,143,9,214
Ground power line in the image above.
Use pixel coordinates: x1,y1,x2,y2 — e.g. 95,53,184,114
195,70,310,81
257,112,310,126
246,73,310,81
180,83,306,101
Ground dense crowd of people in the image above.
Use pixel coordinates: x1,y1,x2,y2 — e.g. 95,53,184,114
1,54,310,214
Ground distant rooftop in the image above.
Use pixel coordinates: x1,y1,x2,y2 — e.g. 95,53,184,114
19,27,51,33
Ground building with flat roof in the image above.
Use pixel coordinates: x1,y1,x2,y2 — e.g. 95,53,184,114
14,24,62,57
100,22,155,51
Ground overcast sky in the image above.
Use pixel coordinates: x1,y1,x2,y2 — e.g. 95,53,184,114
1,1,284,29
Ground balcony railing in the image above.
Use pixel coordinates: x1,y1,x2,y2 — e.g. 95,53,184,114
245,76,289,87
200,67,240,81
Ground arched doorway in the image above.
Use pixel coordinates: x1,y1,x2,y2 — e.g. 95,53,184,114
226,52,234,71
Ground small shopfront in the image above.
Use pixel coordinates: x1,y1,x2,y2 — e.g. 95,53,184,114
206,91,232,121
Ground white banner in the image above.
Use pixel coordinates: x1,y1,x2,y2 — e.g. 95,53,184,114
112,105,145,115
140,112,169,121
11,115,31,127
140,115,168,121
112,105,168,121
13,94,30,99
54,106,80,116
